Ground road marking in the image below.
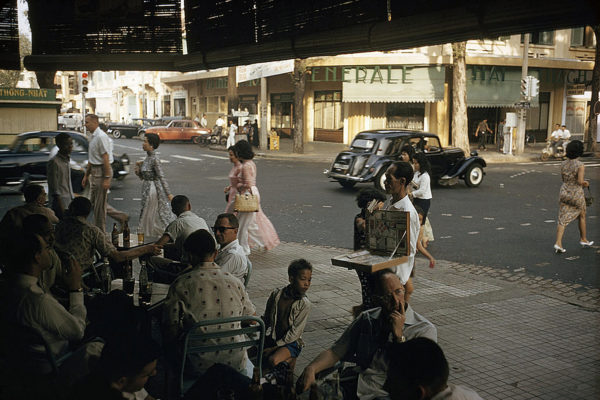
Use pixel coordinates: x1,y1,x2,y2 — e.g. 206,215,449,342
113,143,140,151
441,213,452,216
565,256,580,261
133,198,141,201
172,155,203,161
513,267,525,272
520,223,532,226
544,220,555,223
461,216,472,219
113,198,124,200
200,154,229,160
440,236,452,239
483,217,494,220
467,231,479,235
322,205,333,208
496,227,505,230
303,204,313,207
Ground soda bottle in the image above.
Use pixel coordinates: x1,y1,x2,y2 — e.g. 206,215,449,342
111,223,119,247
123,260,134,296
139,259,152,305
101,257,112,294
122,221,130,248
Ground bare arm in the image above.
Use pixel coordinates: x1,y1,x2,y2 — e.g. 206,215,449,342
577,165,589,187
101,152,112,190
155,233,172,247
109,244,161,263
296,349,340,393
417,226,435,268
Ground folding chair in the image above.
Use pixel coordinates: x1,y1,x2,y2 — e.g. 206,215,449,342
178,315,265,398
243,260,252,287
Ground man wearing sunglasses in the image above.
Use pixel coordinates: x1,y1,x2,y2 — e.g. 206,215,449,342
213,213,249,283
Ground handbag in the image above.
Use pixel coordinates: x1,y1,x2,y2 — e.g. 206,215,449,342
585,186,593,207
234,193,259,212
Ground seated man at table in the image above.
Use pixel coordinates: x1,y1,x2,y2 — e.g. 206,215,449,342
0,232,86,374
213,213,248,282
162,229,256,378
55,197,161,273
0,184,58,236
296,269,437,400
384,338,483,400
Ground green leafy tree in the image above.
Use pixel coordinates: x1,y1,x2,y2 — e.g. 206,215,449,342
0,34,31,87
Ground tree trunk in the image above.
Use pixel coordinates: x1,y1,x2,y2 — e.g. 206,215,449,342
35,70,56,89
292,58,307,154
451,42,470,154
586,25,599,153
227,66,239,117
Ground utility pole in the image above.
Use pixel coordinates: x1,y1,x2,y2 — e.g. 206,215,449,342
516,34,529,155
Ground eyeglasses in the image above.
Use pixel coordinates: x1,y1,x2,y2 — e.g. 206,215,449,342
211,226,236,233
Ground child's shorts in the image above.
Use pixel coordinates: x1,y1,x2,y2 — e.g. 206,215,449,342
284,341,302,358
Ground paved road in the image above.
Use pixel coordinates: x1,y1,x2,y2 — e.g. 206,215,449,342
1,138,598,287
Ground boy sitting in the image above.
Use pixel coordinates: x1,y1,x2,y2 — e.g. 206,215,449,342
262,259,312,369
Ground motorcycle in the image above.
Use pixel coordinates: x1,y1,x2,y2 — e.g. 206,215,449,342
541,139,568,161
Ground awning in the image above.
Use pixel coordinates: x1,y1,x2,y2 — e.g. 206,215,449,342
343,66,445,103
467,67,539,108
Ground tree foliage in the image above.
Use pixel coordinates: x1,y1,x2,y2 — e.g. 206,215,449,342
0,34,32,88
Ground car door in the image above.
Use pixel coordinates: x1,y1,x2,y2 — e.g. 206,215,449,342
19,135,55,180
165,121,183,140
181,121,195,140
421,136,447,178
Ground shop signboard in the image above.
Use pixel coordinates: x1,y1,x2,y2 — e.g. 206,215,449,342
466,67,539,107
236,60,295,83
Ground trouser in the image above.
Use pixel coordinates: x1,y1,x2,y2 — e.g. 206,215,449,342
478,132,486,149
90,165,108,232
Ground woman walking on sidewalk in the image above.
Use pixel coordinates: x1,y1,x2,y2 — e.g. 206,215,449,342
554,140,593,253
234,140,280,255
136,133,175,239
224,146,242,213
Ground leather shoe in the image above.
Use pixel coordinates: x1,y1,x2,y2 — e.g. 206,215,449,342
579,240,594,247
553,244,566,254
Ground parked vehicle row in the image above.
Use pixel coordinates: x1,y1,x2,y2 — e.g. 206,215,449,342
325,130,487,190
141,119,212,143
0,131,129,193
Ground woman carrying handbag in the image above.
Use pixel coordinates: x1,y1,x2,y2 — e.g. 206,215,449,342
234,140,280,255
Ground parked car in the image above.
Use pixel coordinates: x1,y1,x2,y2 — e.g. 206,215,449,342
106,118,154,139
325,130,486,190
57,113,83,131
0,131,130,193
141,119,211,143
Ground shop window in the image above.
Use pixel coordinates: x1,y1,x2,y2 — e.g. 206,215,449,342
566,100,586,134
219,96,227,114
239,95,258,115
386,103,425,130
198,97,207,114
206,78,228,89
571,27,596,48
526,92,550,131
521,31,554,45
271,93,294,130
314,90,343,130
174,98,186,116
207,96,219,113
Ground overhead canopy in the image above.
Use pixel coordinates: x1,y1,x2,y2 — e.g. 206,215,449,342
5,0,598,71
343,66,445,103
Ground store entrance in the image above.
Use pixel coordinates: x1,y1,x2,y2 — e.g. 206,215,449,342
467,108,502,148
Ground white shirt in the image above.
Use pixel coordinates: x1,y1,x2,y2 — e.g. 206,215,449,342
431,384,483,400
411,171,432,200
551,129,562,139
88,127,113,165
383,195,420,284
6,273,86,358
229,124,238,136
215,239,248,282
561,129,571,140
200,117,208,128
164,211,211,255
216,118,225,127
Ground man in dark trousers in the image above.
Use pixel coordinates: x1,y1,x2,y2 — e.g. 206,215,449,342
476,119,492,151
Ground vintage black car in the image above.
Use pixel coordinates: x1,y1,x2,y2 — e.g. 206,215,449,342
106,118,154,139
0,131,130,193
326,130,486,190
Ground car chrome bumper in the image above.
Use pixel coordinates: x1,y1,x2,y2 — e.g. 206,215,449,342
326,171,370,182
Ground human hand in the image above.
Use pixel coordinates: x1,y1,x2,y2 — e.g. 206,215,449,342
168,194,174,201
149,244,162,256
102,177,111,190
81,174,88,188
65,256,83,291
296,366,316,394
429,258,436,269
224,185,231,194
582,180,589,188
389,308,406,341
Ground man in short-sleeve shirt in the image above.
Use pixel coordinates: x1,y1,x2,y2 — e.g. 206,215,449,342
162,230,256,377
47,133,74,218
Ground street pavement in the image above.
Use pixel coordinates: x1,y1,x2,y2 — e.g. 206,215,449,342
247,241,599,399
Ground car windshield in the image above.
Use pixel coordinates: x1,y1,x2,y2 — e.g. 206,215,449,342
350,138,375,152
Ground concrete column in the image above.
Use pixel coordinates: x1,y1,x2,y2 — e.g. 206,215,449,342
260,77,268,151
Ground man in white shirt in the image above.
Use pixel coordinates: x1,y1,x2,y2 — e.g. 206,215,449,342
560,125,571,141
550,123,562,152
82,114,113,232
385,338,483,400
383,161,420,286
0,232,86,372
200,113,208,128
213,213,249,283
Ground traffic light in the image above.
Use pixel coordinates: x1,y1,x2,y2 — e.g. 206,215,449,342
520,78,529,98
81,72,89,94
528,77,539,98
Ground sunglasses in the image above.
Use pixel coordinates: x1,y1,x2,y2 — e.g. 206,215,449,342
211,226,236,233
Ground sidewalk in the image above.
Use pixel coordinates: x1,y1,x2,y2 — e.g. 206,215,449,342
210,138,547,164
247,242,599,400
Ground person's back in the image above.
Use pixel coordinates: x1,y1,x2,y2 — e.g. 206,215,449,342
167,210,209,256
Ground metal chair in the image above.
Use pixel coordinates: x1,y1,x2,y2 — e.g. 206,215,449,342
243,260,252,287
178,315,265,398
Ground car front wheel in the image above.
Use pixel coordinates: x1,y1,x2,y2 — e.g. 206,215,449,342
192,136,201,144
112,130,121,139
464,164,484,187
374,168,387,191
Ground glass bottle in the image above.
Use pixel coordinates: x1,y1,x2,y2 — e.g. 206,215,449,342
101,257,112,294
111,223,119,247
122,221,130,248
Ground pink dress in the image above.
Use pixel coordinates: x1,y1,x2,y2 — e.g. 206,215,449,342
236,160,280,254
225,162,242,213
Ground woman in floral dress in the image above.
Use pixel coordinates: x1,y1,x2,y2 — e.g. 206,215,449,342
234,140,280,255
224,146,242,213
137,133,175,239
554,140,593,253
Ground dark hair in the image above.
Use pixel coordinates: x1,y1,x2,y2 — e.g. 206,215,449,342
400,145,415,158
385,338,449,399
356,187,387,209
171,195,189,215
85,114,99,122
23,214,51,235
97,336,160,384
228,145,239,157
235,140,255,160
288,259,312,278
412,152,431,176
4,232,42,270
23,184,44,203
216,213,239,229
145,133,160,149
372,269,399,298
565,140,583,159
55,132,71,147
183,229,216,261
68,196,92,217
389,161,414,186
